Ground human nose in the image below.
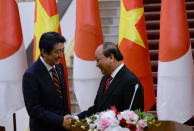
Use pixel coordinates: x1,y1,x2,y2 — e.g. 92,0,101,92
59,52,64,57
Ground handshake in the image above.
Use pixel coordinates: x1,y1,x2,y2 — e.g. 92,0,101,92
62,114,77,130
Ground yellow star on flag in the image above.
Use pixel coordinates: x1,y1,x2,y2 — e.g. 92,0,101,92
118,0,145,48
34,0,59,60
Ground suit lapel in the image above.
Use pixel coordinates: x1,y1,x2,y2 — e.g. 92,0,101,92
55,64,70,112
37,59,54,88
98,75,109,100
99,66,126,109
37,59,63,102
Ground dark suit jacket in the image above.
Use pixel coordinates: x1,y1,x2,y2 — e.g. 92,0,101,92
22,58,70,131
78,65,144,119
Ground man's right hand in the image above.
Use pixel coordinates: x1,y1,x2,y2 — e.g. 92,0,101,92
62,114,75,130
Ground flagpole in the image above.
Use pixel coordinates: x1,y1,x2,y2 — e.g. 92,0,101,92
0,126,5,131
13,113,16,131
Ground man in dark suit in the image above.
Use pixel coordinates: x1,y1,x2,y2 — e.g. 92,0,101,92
77,42,144,119
22,32,73,131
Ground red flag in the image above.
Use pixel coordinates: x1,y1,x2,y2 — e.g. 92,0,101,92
33,0,71,110
118,0,155,111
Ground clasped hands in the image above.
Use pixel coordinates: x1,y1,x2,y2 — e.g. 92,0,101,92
62,114,76,130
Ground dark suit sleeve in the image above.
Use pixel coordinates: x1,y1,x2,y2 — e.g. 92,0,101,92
77,105,96,119
22,72,64,127
58,63,71,114
123,76,144,111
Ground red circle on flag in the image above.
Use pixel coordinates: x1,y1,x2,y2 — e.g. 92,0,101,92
0,0,23,60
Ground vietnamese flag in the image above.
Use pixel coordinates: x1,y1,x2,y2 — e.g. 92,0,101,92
0,0,27,117
118,0,155,111
73,0,103,111
157,0,194,123
33,0,71,110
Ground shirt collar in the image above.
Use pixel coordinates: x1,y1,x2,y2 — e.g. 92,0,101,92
111,63,124,79
40,56,55,71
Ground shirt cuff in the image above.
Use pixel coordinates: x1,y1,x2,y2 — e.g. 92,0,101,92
73,115,79,120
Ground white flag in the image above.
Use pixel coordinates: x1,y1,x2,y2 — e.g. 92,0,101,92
0,0,27,118
157,0,194,123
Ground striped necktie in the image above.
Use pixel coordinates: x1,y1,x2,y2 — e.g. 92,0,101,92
50,68,63,99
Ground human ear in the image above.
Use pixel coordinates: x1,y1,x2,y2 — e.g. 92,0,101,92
41,49,47,57
109,54,115,62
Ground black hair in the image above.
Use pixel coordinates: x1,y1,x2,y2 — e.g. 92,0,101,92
102,42,123,61
39,32,66,56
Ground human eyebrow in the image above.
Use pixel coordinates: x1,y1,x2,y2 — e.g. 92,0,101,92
55,48,64,53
